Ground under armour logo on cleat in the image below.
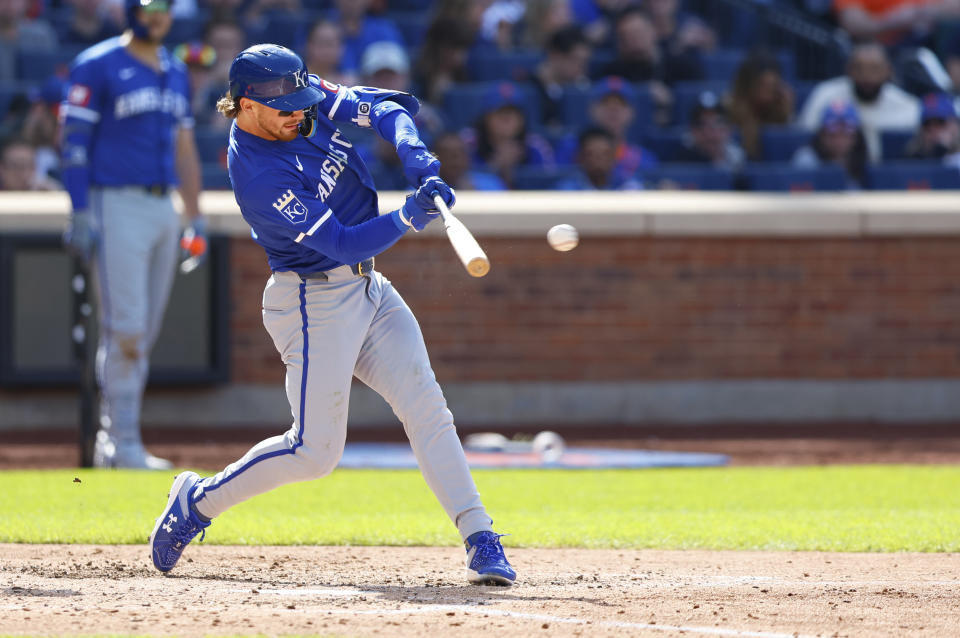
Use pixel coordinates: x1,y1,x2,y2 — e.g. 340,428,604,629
415,152,434,163
162,513,177,533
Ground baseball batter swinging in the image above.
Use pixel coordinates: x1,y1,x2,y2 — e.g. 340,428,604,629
149,44,516,586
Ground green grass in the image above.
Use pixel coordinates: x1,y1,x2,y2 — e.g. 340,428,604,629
1,466,959,551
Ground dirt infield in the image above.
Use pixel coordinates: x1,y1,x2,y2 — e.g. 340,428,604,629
2,544,959,637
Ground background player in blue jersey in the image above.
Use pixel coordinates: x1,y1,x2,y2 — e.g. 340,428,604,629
61,0,206,470
149,44,516,586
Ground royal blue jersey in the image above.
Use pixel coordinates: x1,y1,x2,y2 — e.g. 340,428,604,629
60,37,192,209
228,81,414,273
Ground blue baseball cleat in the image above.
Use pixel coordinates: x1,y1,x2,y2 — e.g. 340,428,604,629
465,531,516,586
149,471,210,572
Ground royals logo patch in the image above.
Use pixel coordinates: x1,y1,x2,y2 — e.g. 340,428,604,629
272,189,308,224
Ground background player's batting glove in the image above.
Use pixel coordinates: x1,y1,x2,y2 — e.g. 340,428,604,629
398,194,440,232
179,216,208,272
417,175,456,209
398,141,442,187
63,210,97,266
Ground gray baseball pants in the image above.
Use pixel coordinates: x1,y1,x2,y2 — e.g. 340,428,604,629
91,186,179,450
192,266,494,541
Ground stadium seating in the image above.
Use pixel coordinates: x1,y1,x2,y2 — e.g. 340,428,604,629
559,83,654,139
651,164,736,190
193,127,229,166
760,126,811,161
201,163,232,190
867,162,960,190
513,166,578,190
880,130,915,161
441,82,542,132
467,49,543,83
743,164,847,191
15,49,74,84
702,48,796,82
641,128,686,161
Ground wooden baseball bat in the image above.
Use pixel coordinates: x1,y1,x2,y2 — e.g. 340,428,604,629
433,195,489,278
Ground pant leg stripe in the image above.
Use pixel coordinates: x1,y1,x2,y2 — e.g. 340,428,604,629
92,189,111,397
195,282,309,501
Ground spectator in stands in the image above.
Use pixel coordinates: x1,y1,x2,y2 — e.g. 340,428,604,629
243,0,301,35
570,0,633,47
673,90,746,171
194,19,246,128
530,25,592,134
173,41,217,124
599,7,702,125
59,0,122,47
726,50,795,161
799,42,920,162
558,126,643,190
520,0,573,49
645,0,715,69
0,138,59,190
479,0,526,52
328,0,403,78
792,100,869,189
905,92,960,167
355,41,445,190
22,76,63,183
434,131,507,191
0,0,58,82
302,18,354,86
557,77,658,179
415,16,473,105
833,0,960,48
203,0,245,23
467,81,555,189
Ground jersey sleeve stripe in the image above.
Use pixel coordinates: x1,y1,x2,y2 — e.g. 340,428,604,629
62,104,101,122
328,90,347,120
294,209,333,243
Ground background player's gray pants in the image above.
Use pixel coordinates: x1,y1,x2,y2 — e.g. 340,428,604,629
91,187,179,451
193,267,494,541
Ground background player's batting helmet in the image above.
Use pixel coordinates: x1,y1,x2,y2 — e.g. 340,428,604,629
229,44,325,112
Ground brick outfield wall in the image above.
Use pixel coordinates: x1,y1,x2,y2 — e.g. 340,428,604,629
228,234,960,385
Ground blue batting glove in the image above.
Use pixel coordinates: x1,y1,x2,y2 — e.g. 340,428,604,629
416,175,456,210
397,194,440,232
63,210,98,265
399,142,441,186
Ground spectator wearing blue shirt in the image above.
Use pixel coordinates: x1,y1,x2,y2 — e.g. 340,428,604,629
792,100,868,189
529,25,592,135
556,77,658,181
328,0,403,77
557,126,643,190
673,90,746,172
464,81,555,189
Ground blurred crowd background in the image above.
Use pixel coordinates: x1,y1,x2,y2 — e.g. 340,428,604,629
5,0,960,193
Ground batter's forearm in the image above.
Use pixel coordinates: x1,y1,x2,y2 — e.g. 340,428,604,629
299,209,408,263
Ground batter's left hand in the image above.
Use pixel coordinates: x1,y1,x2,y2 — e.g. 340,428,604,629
417,176,456,210
399,142,441,186
180,216,208,271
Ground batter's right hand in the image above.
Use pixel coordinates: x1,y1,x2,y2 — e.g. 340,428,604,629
398,194,439,232
63,210,98,265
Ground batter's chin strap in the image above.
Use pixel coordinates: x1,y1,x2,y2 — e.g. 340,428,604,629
299,104,319,138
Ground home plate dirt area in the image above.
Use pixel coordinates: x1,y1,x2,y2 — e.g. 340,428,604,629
1,544,958,637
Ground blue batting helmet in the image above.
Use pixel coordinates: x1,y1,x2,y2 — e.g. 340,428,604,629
229,44,324,112
126,0,169,41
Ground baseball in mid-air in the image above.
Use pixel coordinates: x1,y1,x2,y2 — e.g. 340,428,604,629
547,224,579,251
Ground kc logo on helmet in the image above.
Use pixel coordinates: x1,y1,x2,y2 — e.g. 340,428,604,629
272,189,308,224
293,70,308,89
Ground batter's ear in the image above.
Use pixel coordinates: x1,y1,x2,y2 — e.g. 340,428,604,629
238,97,256,113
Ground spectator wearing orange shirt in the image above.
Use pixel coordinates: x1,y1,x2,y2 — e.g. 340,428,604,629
834,0,960,47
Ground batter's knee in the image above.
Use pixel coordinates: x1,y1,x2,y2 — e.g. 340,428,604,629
114,332,145,361
290,436,344,480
